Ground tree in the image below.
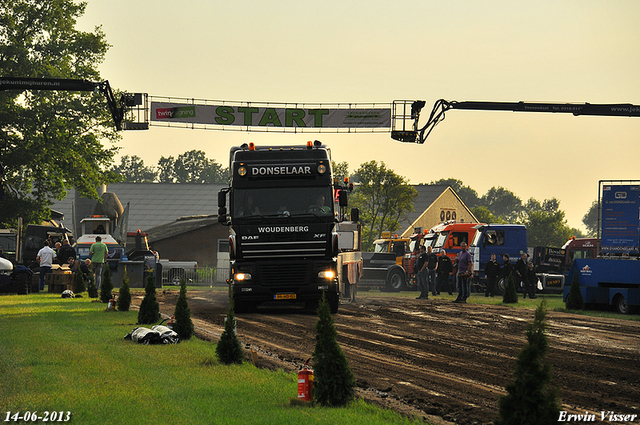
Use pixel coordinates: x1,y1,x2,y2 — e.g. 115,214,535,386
0,1,121,227
72,268,86,294
137,272,160,324
430,178,480,208
565,272,584,311
471,205,504,225
216,299,244,365
582,200,599,237
99,265,113,303
110,155,156,183
351,161,417,250
502,273,518,304
172,277,194,340
495,300,561,425
480,187,523,222
521,198,573,247
331,161,350,183
312,294,356,407
156,150,227,183
86,273,98,298
117,272,131,312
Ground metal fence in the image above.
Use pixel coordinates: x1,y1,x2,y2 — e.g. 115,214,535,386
160,267,229,287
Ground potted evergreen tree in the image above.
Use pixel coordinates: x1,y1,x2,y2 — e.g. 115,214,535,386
495,300,561,424
565,272,585,311
99,266,113,303
216,297,244,365
312,293,356,407
502,273,518,304
117,271,132,312
173,277,194,340
137,272,160,324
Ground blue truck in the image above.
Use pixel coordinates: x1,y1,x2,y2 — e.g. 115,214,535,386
470,223,566,295
563,181,640,314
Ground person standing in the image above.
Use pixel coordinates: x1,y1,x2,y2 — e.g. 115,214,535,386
484,253,501,297
57,240,76,266
453,242,473,303
415,245,429,299
436,249,454,295
90,236,108,290
514,251,529,298
36,241,56,291
426,246,438,296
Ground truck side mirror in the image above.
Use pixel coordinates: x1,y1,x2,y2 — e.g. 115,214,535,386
351,208,359,222
218,189,229,225
339,189,348,207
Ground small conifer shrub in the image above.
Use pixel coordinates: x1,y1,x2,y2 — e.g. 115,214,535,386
73,267,86,294
100,266,113,303
117,272,132,312
216,299,244,365
502,273,518,304
137,272,160,324
312,293,356,407
495,300,561,425
565,272,585,311
87,273,98,298
173,277,194,340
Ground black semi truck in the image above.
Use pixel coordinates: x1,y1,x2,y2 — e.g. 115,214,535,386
218,141,356,313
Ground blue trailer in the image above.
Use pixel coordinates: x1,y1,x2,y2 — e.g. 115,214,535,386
565,258,640,314
562,181,640,314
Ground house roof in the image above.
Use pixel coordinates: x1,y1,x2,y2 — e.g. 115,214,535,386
50,183,458,237
144,215,219,243
397,185,450,232
49,183,225,234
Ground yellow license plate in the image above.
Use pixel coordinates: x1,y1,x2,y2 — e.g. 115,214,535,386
274,293,297,300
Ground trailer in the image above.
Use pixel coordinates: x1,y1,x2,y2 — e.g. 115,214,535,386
563,181,640,314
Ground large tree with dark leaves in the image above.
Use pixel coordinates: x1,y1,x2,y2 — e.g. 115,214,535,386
0,1,120,227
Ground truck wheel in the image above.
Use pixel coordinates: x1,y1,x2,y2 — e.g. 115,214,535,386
614,295,630,314
328,293,339,314
495,278,506,296
169,269,184,285
385,270,405,292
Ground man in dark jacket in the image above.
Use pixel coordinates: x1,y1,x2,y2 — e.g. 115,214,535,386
484,253,501,297
416,246,429,299
525,261,538,299
514,251,529,297
436,249,454,295
426,246,439,296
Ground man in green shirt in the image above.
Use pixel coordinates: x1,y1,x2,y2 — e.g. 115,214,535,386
90,236,108,290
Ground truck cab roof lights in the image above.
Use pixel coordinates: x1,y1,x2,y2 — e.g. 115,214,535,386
249,142,255,151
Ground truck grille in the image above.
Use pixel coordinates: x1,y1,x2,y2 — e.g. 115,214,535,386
258,262,311,286
240,240,327,259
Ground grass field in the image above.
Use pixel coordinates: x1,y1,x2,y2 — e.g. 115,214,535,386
0,293,423,425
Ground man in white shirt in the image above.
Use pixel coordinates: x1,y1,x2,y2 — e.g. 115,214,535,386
36,241,56,291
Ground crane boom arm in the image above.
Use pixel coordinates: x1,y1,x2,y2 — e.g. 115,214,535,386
0,77,124,130
392,99,640,144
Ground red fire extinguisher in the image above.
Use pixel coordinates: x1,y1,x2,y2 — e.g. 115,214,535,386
297,358,314,401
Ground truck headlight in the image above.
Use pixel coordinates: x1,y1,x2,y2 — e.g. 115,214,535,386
318,270,335,279
235,272,252,281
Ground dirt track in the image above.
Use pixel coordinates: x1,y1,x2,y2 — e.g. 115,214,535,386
150,289,640,425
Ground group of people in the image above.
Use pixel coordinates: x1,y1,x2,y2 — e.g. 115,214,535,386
35,237,109,291
485,251,538,299
415,245,454,300
414,243,537,303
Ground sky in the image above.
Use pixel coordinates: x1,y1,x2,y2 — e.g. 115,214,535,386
76,0,640,231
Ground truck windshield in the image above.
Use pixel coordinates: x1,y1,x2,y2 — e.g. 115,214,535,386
233,187,334,219
434,231,449,248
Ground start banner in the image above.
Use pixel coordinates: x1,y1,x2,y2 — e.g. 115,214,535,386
150,101,391,129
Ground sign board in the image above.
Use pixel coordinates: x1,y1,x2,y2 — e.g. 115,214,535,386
601,184,640,253
150,101,391,129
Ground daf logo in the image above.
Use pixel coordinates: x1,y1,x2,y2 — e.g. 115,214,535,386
314,233,326,238
242,235,259,240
